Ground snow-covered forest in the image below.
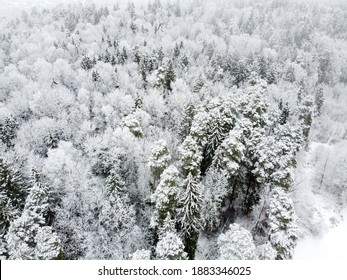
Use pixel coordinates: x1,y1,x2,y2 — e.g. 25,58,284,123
0,0,346,260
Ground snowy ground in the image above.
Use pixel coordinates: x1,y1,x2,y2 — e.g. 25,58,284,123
293,140,347,259
294,207,347,259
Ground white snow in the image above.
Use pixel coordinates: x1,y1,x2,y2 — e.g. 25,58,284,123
294,208,347,260
293,140,347,260
0,0,151,18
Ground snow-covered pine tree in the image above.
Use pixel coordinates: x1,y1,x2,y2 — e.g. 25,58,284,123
119,47,128,64
314,84,324,116
164,60,176,92
200,167,228,232
218,223,257,260
202,97,236,174
256,242,277,260
278,99,290,125
0,116,18,149
252,134,296,190
86,193,143,259
34,226,62,260
152,165,179,223
178,103,196,141
179,136,202,178
298,95,314,143
173,43,180,59
155,60,176,93
241,76,268,129
6,170,63,260
220,128,245,177
122,114,143,138
204,109,227,169
267,187,299,260
92,69,101,83
80,55,94,71
148,139,171,192
156,214,187,260
105,167,125,195
179,172,201,259
193,75,205,93
0,158,28,229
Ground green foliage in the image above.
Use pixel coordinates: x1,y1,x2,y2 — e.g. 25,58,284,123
179,173,201,259
155,60,176,92
179,136,202,178
81,55,95,71
179,103,196,141
106,168,125,195
148,139,171,192
0,158,28,229
268,187,299,260
298,95,314,142
314,84,324,116
6,170,63,260
278,99,290,125
152,165,179,223
0,116,18,149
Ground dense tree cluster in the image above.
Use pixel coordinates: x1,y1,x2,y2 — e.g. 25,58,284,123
0,0,346,259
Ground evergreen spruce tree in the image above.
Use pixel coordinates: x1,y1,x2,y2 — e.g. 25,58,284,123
152,165,179,223
193,75,204,93
148,140,171,192
173,43,180,59
158,213,176,237
156,213,187,260
140,62,148,89
111,55,117,66
298,95,314,142
105,167,125,195
297,82,306,103
179,172,201,259
133,48,141,64
220,128,245,177
164,60,176,91
202,98,236,174
155,65,166,89
178,103,196,140
256,242,277,260
181,54,189,68
104,49,111,63
133,94,143,111
0,116,18,149
122,114,143,138
278,99,290,125
92,69,101,83
81,55,94,70
179,136,202,178
6,170,63,260
119,47,128,64
0,158,28,229
314,84,324,116
218,223,257,260
156,47,164,64
267,187,299,260
200,167,228,232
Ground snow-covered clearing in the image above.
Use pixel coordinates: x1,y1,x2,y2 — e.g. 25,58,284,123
293,140,347,259
294,207,347,259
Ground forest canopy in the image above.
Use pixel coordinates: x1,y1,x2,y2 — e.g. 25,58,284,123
0,0,346,260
